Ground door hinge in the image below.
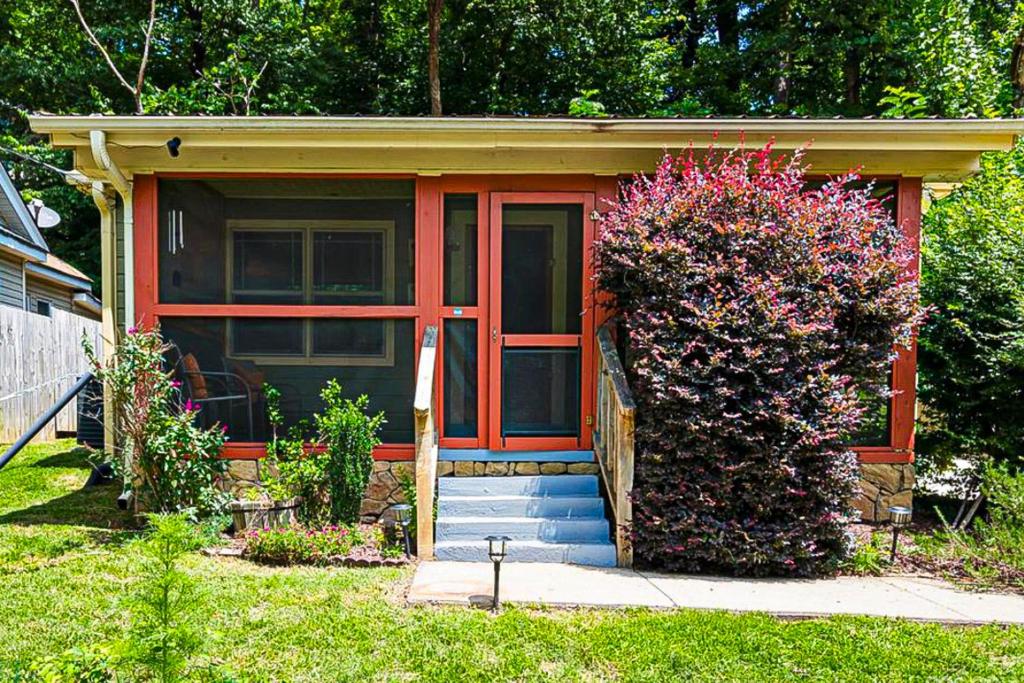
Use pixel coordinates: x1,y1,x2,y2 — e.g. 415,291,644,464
585,415,593,426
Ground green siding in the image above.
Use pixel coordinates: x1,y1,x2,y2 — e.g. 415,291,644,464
115,196,125,330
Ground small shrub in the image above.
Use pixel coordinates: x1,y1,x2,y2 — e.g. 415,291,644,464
261,381,384,525
244,525,364,565
315,380,385,525
84,326,229,517
843,532,888,576
121,513,212,682
596,145,923,576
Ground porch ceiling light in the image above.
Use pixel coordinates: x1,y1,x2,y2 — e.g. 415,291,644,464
888,505,912,564
392,503,412,558
485,534,511,612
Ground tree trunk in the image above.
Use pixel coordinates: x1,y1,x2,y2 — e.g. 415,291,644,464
715,0,740,93
844,48,861,107
1012,26,1024,111
428,0,444,116
773,1,791,108
184,1,206,76
681,0,702,70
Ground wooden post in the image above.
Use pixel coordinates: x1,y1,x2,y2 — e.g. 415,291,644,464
414,325,439,559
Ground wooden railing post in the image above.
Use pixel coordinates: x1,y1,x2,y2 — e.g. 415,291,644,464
593,324,636,567
413,326,439,559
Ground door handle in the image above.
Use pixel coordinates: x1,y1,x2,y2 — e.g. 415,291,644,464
492,327,498,343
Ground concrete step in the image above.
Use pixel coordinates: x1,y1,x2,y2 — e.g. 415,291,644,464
439,449,594,463
438,475,599,497
435,516,610,542
434,540,617,567
438,494,605,518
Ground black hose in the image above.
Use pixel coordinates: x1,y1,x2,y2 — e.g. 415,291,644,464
0,372,95,472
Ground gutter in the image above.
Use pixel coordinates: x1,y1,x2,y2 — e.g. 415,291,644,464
24,260,93,291
89,130,133,331
72,291,101,316
91,180,116,459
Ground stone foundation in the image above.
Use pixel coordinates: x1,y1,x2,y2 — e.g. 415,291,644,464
853,463,914,522
437,460,600,476
221,459,414,525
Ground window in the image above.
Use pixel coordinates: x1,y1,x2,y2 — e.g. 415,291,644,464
225,220,396,366
231,230,303,303
35,300,51,317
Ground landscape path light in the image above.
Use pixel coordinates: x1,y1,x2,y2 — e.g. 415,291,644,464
392,504,412,558
888,505,913,564
485,535,511,611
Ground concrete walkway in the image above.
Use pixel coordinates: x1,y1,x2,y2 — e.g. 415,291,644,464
409,561,1024,625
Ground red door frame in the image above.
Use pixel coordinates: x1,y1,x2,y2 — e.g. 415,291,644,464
486,191,596,451
434,176,615,451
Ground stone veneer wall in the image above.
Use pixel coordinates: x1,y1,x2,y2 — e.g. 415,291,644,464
436,461,600,477
222,459,415,524
853,463,914,522
227,457,906,525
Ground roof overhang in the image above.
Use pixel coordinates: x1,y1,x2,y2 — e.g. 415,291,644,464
0,231,46,262
25,260,92,291
72,291,101,316
29,116,1024,182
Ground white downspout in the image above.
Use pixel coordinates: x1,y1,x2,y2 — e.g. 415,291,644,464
89,130,134,332
90,181,117,459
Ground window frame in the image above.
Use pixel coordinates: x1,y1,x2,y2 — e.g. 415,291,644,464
224,219,397,367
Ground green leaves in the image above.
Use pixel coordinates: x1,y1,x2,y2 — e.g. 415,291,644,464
262,379,384,526
918,141,1024,477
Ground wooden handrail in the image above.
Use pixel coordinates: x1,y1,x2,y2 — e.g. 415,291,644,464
414,325,439,559
593,323,636,567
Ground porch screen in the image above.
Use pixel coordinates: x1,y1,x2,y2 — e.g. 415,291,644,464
158,179,415,305
160,317,415,444
155,177,418,447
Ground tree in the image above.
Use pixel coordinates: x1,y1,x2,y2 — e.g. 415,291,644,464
67,0,157,114
918,143,1024,480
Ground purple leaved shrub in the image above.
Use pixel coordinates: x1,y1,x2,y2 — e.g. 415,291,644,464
596,144,924,576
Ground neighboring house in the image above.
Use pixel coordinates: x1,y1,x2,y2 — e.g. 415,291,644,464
0,163,100,320
29,116,1023,566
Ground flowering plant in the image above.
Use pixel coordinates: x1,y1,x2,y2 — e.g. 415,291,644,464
84,325,229,517
244,524,365,564
595,144,924,576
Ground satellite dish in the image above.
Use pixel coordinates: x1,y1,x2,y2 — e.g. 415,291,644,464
27,198,61,229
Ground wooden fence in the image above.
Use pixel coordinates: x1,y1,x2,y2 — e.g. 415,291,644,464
0,306,102,444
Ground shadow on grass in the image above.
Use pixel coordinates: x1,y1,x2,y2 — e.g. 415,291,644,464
28,448,101,470
0,482,139,534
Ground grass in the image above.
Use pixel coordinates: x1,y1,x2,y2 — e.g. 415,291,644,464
2,441,1024,681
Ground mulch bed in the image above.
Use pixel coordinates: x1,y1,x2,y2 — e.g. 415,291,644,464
845,521,1024,595
203,523,415,568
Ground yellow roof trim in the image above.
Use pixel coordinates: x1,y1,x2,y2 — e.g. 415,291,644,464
29,115,1024,182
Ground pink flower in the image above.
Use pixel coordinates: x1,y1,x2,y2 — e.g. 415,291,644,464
171,380,182,388
221,424,229,434
127,325,138,335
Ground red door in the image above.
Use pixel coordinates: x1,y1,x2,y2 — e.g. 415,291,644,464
486,192,595,450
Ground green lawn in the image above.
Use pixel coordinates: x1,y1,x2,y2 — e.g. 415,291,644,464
2,441,1023,682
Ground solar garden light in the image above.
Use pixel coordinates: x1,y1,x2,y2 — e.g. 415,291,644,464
888,505,913,564
485,535,511,611
392,504,413,558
